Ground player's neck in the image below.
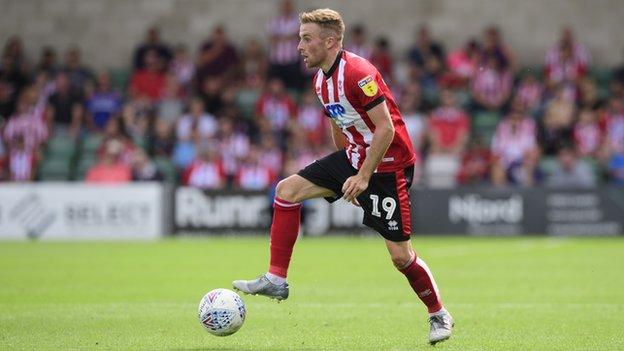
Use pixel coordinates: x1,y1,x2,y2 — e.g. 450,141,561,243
320,48,342,76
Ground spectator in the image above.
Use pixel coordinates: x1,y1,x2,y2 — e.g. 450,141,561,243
149,117,175,157
294,89,326,146
182,145,226,189
169,44,195,95
267,0,302,90
0,79,14,119
480,25,516,71
407,25,445,86
370,37,394,81
491,108,540,186
198,76,224,115
86,71,122,132
85,139,132,183
545,26,589,90
129,49,167,102
602,97,624,157
255,78,296,142
4,87,48,152
235,148,277,190
0,52,29,110
607,153,624,185
97,117,136,166
35,46,58,77
573,107,602,158
401,83,427,152
61,46,94,92
196,25,239,85
548,145,596,187
470,54,513,112
457,138,492,185
46,71,85,136
133,26,172,71
131,148,163,181
6,135,37,182
427,89,470,155
424,89,470,188
157,74,185,125
258,134,283,177
515,72,544,116
176,97,218,142
445,39,480,85
240,38,269,86
217,118,250,184
345,24,372,60
538,86,575,155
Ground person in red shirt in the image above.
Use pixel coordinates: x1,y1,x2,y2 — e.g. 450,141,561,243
129,49,166,102
428,89,470,155
85,139,131,183
233,8,453,345
255,77,297,136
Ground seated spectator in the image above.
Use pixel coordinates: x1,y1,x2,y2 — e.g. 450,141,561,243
608,153,624,185
97,117,136,166
345,24,373,60
240,38,268,86
266,0,301,90
133,26,172,71
370,37,394,82
491,109,540,186
149,117,175,157
235,149,277,190
515,73,544,116
131,148,163,181
427,89,470,155
548,145,596,187
129,49,166,102
35,46,58,77
258,134,283,177
480,25,516,72
445,39,480,85
294,90,326,146
217,118,251,183
538,86,575,155
61,46,94,92
0,79,15,119
85,139,132,183
470,55,513,112
4,87,48,152
1,38,30,104
157,74,185,125
6,135,37,182
255,77,296,142
182,145,226,189
47,72,85,136
545,26,589,91
176,97,218,142
87,71,122,132
601,97,624,156
169,44,195,95
574,107,602,158
457,138,492,185
424,89,469,188
196,25,240,85
199,76,224,115
401,86,427,153
407,25,445,87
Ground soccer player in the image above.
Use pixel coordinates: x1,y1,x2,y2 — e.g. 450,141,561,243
233,8,453,344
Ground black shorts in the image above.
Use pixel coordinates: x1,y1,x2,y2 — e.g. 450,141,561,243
298,150,414,242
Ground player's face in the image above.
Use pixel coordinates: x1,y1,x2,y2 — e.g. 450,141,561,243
298,23,327,69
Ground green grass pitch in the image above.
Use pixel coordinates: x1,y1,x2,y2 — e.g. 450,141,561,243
1,236,623,350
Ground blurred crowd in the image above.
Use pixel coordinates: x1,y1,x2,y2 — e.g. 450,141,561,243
2,0,624,189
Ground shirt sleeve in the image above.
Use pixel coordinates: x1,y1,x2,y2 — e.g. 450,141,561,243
347,62,386,111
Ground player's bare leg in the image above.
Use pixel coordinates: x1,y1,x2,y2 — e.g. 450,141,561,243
385,239,453,344
233,175,335,301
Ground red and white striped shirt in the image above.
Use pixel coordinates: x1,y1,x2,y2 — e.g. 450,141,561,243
8,149,35,181
491,117,537,167
183,160,226,189
3,107,48,151
471,68,513,108
574,122,601,156
314,50,415,172
267,14,300,64
235,164,276,190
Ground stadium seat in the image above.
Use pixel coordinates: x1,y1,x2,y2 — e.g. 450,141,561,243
81,134,103,155
38,158,72,181
109,68,130,92
539,157,558,177
153,157,177,183
472,111,502,144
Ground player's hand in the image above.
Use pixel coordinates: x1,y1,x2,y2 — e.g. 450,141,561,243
342,174,369,204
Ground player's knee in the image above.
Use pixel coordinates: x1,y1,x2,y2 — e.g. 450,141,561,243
275,179,300,203
390,251,413,270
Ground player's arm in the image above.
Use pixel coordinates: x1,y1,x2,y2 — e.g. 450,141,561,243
330,119,348,150
342,101,394,203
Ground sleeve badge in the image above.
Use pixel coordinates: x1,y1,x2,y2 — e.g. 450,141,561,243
357,75,378,97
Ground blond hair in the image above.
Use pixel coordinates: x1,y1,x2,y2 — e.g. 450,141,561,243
299,8,345,44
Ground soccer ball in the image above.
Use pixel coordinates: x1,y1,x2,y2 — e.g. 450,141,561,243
198,288,246,336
